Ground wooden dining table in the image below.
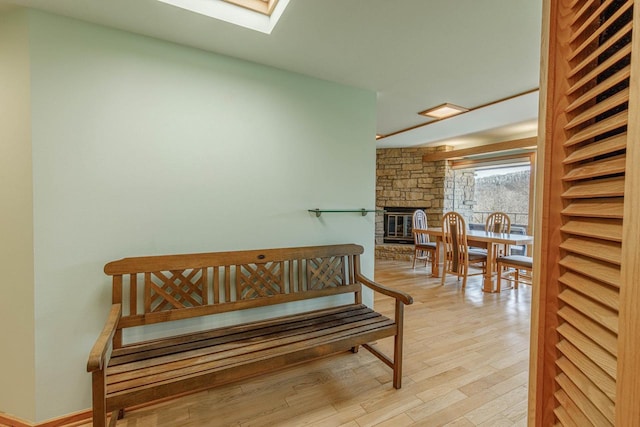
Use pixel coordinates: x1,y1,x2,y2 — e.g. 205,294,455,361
420,227,534,293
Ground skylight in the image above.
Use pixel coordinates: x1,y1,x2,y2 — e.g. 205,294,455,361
157,0,289,34
223,0,277,16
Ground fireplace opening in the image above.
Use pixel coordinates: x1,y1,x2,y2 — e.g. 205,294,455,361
383,207,424,244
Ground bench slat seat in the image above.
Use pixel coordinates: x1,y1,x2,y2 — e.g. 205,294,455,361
109,304,376,364
105,304,394,408
88,244,413,426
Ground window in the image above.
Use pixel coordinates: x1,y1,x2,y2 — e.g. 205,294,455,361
449,157,534,233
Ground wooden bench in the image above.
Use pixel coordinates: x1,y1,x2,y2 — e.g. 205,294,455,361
86,244,413,426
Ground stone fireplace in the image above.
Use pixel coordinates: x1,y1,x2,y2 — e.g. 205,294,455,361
375,145,476,260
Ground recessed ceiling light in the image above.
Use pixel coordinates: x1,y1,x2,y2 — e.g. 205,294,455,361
419,103,469,120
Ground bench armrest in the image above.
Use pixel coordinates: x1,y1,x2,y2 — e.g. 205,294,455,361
355,273,413,305
87,303,122,372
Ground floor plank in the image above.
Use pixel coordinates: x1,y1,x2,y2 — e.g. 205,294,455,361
79,259,531,426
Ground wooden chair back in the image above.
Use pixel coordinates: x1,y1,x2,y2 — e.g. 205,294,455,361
485,212,511,233
441,212,486,288
412,209,429,245
486,212,512,260
442,212,467,274
411,210,437,269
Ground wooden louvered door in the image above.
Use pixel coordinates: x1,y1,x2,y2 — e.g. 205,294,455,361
531,0,640,425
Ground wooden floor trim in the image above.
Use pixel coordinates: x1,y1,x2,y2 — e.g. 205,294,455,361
0,409,92,427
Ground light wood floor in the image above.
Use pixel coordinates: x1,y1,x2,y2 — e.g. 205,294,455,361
87,260,531,427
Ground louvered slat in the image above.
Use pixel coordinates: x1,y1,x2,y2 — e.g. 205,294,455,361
559,237,621,265
558,306,618,355
561,177,625,198
559,254,621,288
568,0,632,60
566,44,631,96
555,373,613,426
570,0,598,26
560,218,623,242
556,323,617,378
556,357,615,424
569,0,616,44
561,198,624,218
563,133,626,165
568,23,632,80
562,156,625,181
564,89,629,131
555,389,593,426
558,271,620,310
563,111,628,147
556,339,617,401
558,288,619,333
554,405,582,427
565,66,631,114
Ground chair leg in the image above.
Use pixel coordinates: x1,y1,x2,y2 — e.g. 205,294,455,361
496,264,502,292
429,250,435,273
412,250,417,268
514,269,520,289
461,264,468,289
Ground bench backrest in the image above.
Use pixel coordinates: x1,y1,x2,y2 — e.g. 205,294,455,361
105,244,365,344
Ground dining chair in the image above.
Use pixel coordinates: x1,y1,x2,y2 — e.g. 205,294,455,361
412,210,437,270
441,212,487,288
485,211,512,264
496,254,533,291
485,211,511,233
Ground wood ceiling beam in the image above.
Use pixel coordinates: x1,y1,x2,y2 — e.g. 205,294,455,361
421,137,538,162
450,151,535,169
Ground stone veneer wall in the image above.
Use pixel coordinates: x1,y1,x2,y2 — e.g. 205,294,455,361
376,146,446,261
375,146,476,260
445,168,476,223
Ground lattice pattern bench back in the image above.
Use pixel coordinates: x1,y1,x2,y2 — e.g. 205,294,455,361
104,244,365,341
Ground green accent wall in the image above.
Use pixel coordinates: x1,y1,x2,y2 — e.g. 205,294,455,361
1,9,376,422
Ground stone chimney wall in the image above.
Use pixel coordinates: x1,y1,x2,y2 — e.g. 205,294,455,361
375,146,450,245
375,146,476,260
445,168,476,222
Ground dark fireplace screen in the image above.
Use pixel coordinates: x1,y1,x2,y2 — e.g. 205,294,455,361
383,207,423,244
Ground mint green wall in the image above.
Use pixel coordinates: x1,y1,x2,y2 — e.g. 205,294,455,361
23,10,376,422
0,9,36,422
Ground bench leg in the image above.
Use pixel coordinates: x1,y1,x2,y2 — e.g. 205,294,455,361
351,345,359,353
393,301,405,389
91,370,107,427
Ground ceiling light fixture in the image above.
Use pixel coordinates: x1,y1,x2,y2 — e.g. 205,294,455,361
419,103,469,120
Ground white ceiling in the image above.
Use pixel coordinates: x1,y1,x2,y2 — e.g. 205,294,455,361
1,0,543,148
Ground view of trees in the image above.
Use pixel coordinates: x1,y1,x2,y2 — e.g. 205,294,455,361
472,168,530,227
